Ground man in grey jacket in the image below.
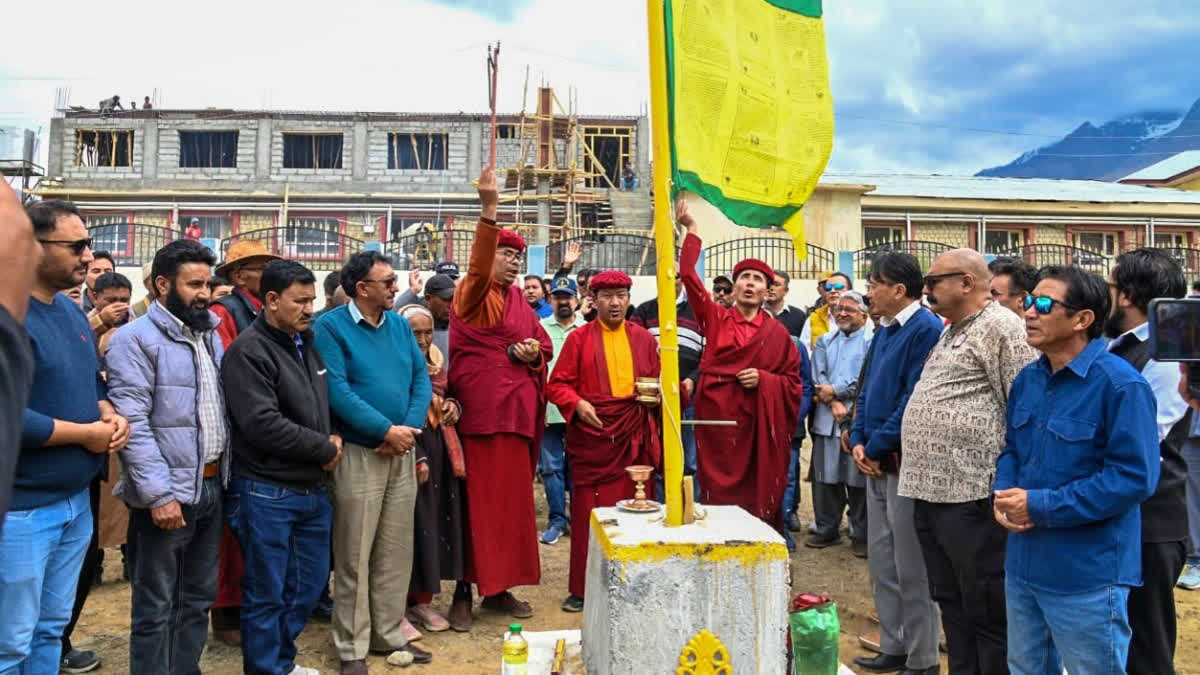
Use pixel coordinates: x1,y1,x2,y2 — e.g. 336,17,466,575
107,239,229,675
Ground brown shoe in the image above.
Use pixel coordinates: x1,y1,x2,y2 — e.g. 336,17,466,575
339,659,368,675
481,591,533,619
449,597,473,632
212,628,241,647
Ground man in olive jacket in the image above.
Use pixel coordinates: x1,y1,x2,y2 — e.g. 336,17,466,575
220,260,342,675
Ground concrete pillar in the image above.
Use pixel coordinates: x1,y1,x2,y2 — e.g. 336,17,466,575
256,119,273,180
352,121,368,180
467,122,483,181
583,505,789,674
47,118,64,177
536,175,552,246
636,113,650,182
141,120,158,180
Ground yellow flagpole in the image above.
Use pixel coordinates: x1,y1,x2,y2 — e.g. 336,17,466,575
645,0,683,526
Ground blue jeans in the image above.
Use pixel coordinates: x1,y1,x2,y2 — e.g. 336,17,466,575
227,478,332,675
780,440,803,545
540,424,569,530
0,488,92,675
655,399,700,501
1005,576,1131,675
1185,438,1200,565
128,476,222,675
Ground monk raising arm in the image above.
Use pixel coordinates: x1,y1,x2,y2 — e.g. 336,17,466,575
454,167,503,327
675,198,720,334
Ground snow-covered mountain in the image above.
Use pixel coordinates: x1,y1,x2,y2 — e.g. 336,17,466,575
977,96,1200,181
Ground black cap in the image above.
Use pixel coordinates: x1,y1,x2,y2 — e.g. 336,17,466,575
434,261,460,280
424,274,455,300
713,275,732,286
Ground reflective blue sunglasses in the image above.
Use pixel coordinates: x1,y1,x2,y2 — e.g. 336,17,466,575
1023,295,1079,315
824,282,847,292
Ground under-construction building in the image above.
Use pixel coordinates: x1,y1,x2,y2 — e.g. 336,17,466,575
34,88,652,272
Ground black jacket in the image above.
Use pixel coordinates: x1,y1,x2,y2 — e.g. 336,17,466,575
214,288,258,335
220,314,336,490
773,304,807,338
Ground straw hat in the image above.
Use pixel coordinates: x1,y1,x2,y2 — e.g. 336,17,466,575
216,240,281,277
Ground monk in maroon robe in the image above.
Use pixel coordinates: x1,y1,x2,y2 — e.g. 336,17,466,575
448,167,553,628
675,198,803,529
546,270,662,612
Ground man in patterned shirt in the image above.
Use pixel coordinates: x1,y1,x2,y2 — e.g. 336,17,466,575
899,249,1037,675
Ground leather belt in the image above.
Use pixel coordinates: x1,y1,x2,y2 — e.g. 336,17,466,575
202,461,220,479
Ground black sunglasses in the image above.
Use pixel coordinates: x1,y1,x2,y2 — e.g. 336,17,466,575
922,271,966,288
713,286,733,294
39,237,92,255
1023,294,1080,315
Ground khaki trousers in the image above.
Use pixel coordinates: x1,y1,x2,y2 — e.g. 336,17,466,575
331,443,416,661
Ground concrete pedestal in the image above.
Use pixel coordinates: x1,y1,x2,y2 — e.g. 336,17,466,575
582,505,789,674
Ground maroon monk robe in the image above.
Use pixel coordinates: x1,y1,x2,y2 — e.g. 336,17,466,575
546,320,662,598
678,233,803,527
450,284,553,597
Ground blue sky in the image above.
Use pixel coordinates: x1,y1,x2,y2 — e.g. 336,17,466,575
2,0,1198,175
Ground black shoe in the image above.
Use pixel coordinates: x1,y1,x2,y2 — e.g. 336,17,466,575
395,643,433,664
851,538,868,558
61,649,101,673
804,532,843,549
853,652,907,673
561,594,584,613
899,667,939,675
310,587,333,620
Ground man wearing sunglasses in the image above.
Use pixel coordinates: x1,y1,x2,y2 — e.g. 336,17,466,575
996,266,1159,674
2,199,127,675
1103,248,1190,675
898,249,1038,675
711,275,734,308
800,273,861,351
850,251,943,675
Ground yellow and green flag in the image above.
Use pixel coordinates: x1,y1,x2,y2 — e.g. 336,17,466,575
665,0,834,252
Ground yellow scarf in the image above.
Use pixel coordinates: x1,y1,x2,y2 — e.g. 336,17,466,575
809,305,830,349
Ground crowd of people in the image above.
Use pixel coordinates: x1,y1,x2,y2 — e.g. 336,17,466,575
0,169,1199,674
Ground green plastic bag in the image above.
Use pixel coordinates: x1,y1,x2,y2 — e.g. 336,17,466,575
789,594,839,675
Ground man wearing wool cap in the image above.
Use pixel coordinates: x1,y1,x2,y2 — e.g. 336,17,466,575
675,198,804,530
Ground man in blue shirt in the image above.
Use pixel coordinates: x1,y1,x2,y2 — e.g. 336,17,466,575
1,199,129,674
996,265,1159,674
524,275,553,319
313,251,433,672
850,252,942,675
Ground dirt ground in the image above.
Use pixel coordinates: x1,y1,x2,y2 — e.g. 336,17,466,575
73,451,1200,674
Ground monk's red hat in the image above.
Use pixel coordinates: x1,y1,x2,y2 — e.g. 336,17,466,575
588,270,633,291
733,258,774,283
497,229,526,253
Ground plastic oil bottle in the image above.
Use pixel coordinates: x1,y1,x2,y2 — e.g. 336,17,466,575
502,623,529,674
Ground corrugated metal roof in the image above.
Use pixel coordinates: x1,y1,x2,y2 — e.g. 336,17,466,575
825,172,1200,205
1119,151,1200,181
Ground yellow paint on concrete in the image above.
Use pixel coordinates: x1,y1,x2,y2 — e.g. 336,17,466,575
590,511,788,566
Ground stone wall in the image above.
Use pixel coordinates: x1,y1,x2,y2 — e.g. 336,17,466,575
366,121,472,190
271,120,355,181
61,117,146,180
912,220,971,248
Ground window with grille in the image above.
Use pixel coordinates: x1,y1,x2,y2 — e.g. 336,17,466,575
85,214,130,257
284,217,341,259
1155,232,1187,248
76,130,134,167
179,131,238,168
181,215,232,240
1076,232,1118,256
282,133,344,169
387,133,448,170
863,226,904,246
984,230,1022,253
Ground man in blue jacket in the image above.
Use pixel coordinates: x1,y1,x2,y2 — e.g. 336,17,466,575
314,251,433,674
850,252,942,675
107,239,228,675
0,199,128,675
996,265,1159,674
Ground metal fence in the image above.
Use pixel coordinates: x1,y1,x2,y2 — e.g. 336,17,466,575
852,240,953,280
220,228,365,272
1149,247,1200,282
993,243,1111,276
545,233,662,275
385,229,478,271
703,236,836,280
88,223,181,267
